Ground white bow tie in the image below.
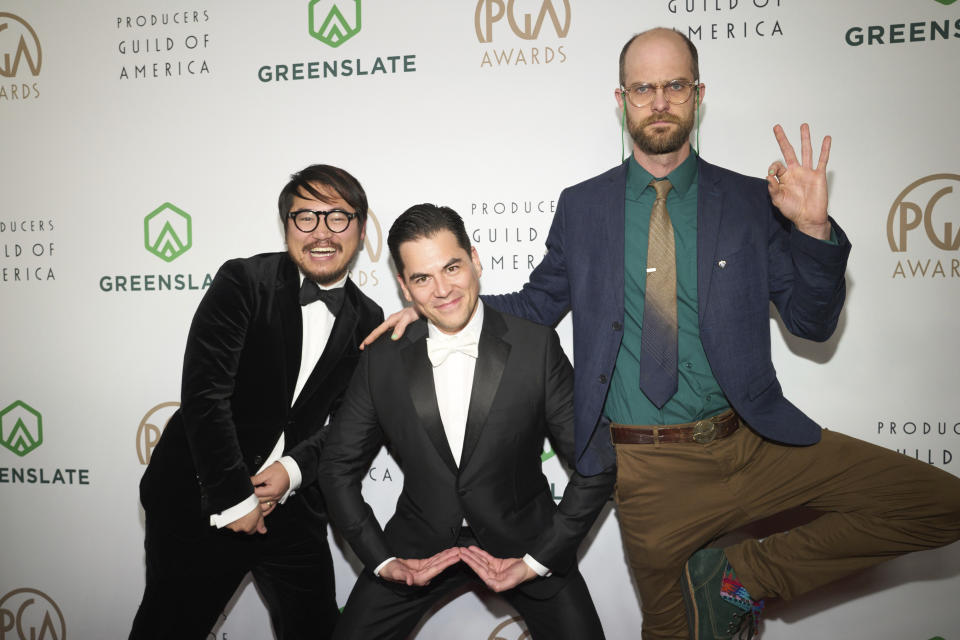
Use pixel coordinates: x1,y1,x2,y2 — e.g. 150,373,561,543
426,332,479,367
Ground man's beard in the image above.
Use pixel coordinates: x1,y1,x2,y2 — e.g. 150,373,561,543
627,110,695,155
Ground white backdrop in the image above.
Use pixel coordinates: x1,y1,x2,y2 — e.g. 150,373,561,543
2,1,959,638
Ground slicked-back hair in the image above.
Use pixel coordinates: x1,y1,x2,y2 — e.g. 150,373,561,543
277,164,368,228
618,28,699,86
388,203,471,277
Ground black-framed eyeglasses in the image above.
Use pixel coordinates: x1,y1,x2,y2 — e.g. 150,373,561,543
288,209,357,234
620,79,699,108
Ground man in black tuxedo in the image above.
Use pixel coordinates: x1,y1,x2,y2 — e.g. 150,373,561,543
316,204,615,639
130,164,383,639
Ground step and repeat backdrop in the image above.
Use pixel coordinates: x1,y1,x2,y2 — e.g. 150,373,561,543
2,1,958,638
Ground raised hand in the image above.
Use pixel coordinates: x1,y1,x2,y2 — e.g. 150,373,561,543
767,123,832,240
460,546,538,593
379,548,462,586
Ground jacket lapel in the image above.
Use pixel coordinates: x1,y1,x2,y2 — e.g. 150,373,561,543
601,162,628,321
401,321,459,475
277,257,303,405
697,158,723,320
292,279,360,412
458,307,509,471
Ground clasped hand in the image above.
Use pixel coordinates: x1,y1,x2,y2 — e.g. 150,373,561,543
225,461,291,535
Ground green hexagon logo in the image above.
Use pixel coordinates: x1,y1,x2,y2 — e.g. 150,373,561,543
144,202,192,262
541,442,555,463
0,400,43,457
309,0,361,48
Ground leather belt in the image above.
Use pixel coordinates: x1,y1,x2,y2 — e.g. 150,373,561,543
610,409,740,445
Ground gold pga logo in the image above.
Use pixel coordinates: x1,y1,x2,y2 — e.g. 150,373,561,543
888,174,960,252
488,616,531,640
350,208,383,288
363,209,383,262
474,0,570,68
0,588,65,640
887,174,960,279
136,402,179,465
0,12,42,101
474,0,570,42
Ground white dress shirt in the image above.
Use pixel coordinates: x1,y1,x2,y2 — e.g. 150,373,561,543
209,273,344,528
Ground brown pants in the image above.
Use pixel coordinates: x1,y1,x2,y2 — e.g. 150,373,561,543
614,425,960,640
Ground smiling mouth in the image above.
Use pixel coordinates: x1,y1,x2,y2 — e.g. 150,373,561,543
435,296,462,311
308,246,337,258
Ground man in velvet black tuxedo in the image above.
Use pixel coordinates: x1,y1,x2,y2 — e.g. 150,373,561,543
130,165,383,639
317,204,615,640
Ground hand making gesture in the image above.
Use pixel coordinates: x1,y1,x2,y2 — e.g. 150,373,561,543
767,123,832,241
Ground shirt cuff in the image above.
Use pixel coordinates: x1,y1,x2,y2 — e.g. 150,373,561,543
277,455,301,503
523,554,551,577
209,493,258,528
373,557,396,578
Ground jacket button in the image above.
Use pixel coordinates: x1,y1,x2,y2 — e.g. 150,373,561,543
612,321,622,331
253,455,264,467
598,374,607,384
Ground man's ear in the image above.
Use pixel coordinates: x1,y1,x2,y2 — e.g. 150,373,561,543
470,246,483,278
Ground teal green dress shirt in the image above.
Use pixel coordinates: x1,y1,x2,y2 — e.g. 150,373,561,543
603,150,731,426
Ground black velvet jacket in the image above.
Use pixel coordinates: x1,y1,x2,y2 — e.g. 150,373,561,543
139,252,383,521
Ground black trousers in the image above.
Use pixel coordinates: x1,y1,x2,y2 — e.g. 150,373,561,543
130,498,338,640
333,530,605,640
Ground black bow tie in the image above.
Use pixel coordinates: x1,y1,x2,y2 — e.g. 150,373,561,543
299,280,345,316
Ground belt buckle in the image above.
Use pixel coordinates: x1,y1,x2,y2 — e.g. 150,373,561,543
692,420,716,444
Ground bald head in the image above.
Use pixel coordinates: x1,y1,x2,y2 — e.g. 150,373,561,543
618,28,699,87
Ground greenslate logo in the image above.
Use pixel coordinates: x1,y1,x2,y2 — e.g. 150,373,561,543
933,0,955,5
144,202,192,262
0,400,42,457
309,0,361,48
541,443,555,463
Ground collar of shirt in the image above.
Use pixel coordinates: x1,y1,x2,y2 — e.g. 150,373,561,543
298,272,348,291
625,144,698,201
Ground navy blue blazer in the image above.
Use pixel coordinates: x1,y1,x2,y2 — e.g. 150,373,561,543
485,156,851,475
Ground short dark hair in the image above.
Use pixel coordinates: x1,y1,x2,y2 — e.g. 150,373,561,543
277,164,368,228
388,203,471,276
618,28,699,86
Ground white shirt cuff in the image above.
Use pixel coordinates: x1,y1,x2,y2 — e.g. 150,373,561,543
373,557,396,578
523,553,551,577
277,455,301,503
210,493,258,528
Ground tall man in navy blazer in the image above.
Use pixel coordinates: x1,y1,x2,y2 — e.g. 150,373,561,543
131,165,383,639
319,204,614,640
373,29,960,639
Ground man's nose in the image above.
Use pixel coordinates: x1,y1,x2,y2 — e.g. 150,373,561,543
309,221,333,240
650,86,670,112
433,275,451,298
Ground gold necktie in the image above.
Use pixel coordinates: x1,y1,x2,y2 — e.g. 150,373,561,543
638,178,678,408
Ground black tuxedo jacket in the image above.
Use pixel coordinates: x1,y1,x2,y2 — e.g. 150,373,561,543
318,306,615,595
140,252,383,521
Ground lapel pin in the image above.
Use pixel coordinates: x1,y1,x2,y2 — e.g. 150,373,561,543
718,260,726,269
